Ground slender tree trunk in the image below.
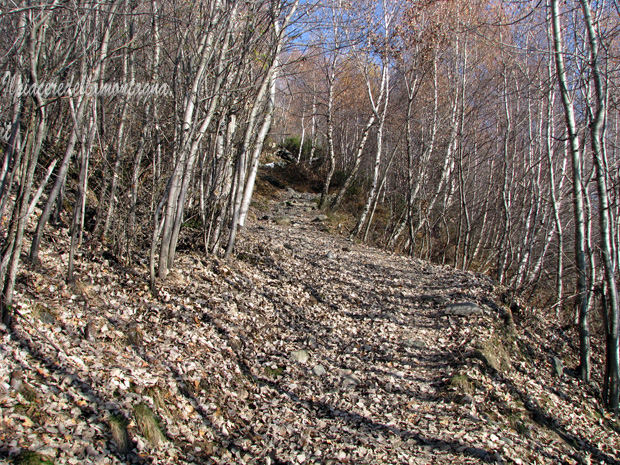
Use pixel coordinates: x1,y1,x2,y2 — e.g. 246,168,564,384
102,2,133,239
550,0,590,382
30,0,117,266
226,1,298,258
158,1,226,277
30,118,82,266
579,0,619,410
544,67,565,311
497,65,513,284
363,142,399,242
351,64,390,238
309,88,317,162
330,113,375,210
67,108,94,283
238,10,292,229
1,5,55,321
0,64,24,223
319,66,336,209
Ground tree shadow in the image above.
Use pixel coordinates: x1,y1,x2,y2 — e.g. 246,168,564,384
6,311,270,464
2,323,149,464
202,308,501,463
241,358,499,463
499,372,620,464
219,215,620,464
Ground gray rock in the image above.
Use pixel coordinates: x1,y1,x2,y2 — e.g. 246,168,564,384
342,374,360,389
291,349,310,363
312,365,326,376
404,338,427,349
33,446,57,459
419,295,448,305
84,320,99,340
274,216,292,226
326,252,335,260
445,302,482,317
9,370,23,392
551,356,564,378
313,214,329,222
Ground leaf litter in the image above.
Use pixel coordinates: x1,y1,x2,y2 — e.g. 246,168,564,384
0,188,618,464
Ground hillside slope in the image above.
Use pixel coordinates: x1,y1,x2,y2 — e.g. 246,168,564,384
1,187,619,465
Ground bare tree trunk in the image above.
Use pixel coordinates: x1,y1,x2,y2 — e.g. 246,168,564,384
544,57,565,310
0,69,25,222
330,113,375,210
67,106,96,283
406,59,439,256
414,70,458,250
309,88,317,162
30,116,82,266
238,4,297,229
297,110,306,163
26,159,57,220
1,115,46,324
497,64,513,284
351,64,389,238
579,0,619,410
319,63,336,209
157,0,228,277
363,142,399,242
226,0,298,258
30,0,117,266
102,0,134,240
550,0,590,382
1,3,55,322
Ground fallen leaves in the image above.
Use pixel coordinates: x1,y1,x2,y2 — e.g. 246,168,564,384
0,189,618,464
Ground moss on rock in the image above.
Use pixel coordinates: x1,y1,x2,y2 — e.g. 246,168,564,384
134,403,167,447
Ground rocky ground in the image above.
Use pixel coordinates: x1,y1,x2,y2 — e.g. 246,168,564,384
1,185,619,464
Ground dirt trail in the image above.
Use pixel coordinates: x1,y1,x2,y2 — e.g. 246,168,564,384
231,188,514,464
1,187,618,465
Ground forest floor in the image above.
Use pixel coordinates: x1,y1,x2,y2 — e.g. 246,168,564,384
1,180,620,464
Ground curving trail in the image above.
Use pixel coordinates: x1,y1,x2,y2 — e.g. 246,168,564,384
233,189,506,464
1,187,617,465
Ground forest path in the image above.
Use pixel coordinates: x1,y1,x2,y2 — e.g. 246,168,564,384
2,185,617,465
230,187,512,464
